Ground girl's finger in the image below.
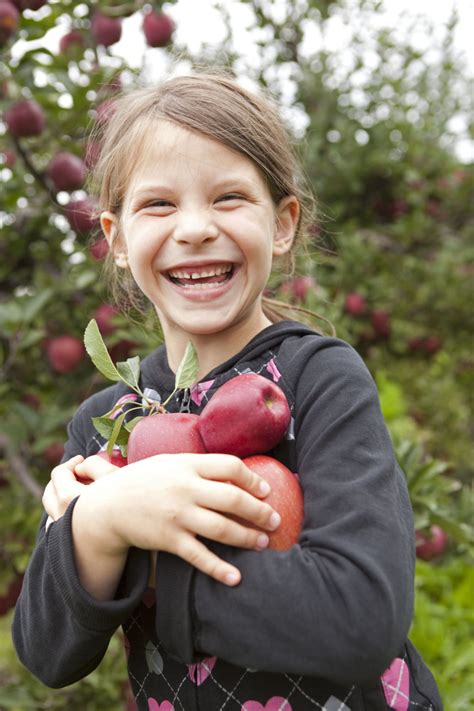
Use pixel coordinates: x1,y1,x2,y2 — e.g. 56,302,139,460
192,454,272,498
75,454,120,479
183,507,270,551
174,533,242,587
42,477,83,520
196,479,280,532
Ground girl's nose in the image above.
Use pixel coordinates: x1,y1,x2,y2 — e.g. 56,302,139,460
173,210,219,244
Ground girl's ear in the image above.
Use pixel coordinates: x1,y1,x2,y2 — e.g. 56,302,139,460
100,211,128,268
273,195,300,256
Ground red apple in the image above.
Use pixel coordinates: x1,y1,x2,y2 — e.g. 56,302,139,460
415,525,448,561
289,275,315,301
59,29,84,53
47,151,86,192
143,11,174,48
97,449,128,467
127,413,206,463
0,573,24,616
94,303,119,335
4,99,45,137
11,0,47,9
198,373,291,458
344,292,367,316
91,12,122,47
422,336,442,356
46,335,85,373
242,455,304,551
0,2,19,45
63,197,99,233
371,309,391,339
89,237,109,261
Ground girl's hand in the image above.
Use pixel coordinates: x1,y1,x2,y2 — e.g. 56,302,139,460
43,454,119,530
75,453,281,587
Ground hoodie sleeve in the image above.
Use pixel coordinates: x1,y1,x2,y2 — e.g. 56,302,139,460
12,400,150,688
154,339,415,685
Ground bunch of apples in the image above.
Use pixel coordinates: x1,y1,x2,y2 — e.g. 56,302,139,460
80,321,304,551
87,374,304,551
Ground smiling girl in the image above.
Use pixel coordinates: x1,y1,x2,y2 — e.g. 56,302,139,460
13,70,442,711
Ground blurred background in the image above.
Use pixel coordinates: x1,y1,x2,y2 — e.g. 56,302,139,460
0,1,473,709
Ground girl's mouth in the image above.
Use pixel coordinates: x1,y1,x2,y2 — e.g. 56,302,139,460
166,263,235,290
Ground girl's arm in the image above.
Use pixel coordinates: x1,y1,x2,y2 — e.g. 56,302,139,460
153,341,416,685
13,418,280,687
12,409,151,688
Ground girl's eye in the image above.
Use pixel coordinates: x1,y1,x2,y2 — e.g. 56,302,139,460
147,200,173,208
217,194,243,202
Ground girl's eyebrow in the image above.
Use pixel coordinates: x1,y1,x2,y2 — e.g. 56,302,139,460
130,176,258,203
130,185,173,202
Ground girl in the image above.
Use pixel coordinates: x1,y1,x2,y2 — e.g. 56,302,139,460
13,71,442,710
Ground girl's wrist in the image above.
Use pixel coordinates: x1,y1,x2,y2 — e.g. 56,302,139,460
72,483,129,558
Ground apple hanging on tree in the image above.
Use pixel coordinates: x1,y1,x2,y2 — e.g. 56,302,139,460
4,98,45,137
0,2,19,46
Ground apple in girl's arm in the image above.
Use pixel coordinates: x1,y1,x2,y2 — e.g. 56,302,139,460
127,413,206,462
242,455,304,551
198,373,291,458
97,449,128,467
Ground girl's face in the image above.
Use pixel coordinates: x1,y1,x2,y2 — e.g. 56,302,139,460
102,120,298,350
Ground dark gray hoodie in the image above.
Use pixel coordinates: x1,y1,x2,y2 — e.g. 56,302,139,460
12,321,442,710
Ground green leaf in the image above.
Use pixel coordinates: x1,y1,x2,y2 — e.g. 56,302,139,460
175,341,199,390
116,356,141,391
21,289,54,323
83,319,122,383
124,416,144,433
107,412,128,455
92,416,117,440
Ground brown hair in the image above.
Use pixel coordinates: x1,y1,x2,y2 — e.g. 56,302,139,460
89,67,331,333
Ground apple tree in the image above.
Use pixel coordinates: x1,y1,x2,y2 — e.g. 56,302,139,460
0,0,472,708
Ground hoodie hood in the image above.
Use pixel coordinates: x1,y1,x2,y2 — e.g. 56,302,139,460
138,320,320,394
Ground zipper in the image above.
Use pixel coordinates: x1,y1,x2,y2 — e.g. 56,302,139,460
179,387,191,413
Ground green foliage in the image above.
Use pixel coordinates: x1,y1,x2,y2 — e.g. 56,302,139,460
411,558,474,711
0,1,472,709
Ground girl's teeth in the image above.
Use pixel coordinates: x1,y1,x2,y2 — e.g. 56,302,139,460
181,281,225,289
169,264,232,279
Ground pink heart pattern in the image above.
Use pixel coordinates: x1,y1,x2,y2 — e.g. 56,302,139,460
147,700,174,711
241,698,292,711
266,358,282,382
381,657,410,711
190,379,216,406
187,655,217,685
